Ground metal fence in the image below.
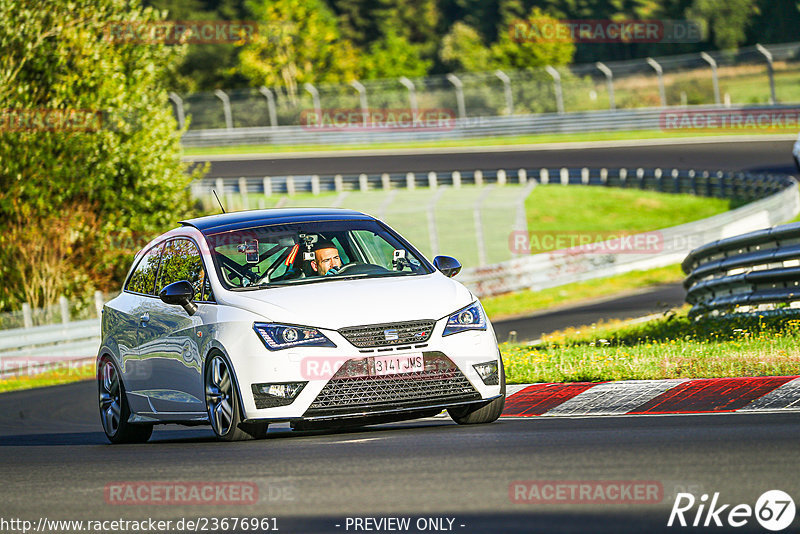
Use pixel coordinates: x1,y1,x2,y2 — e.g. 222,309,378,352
175,41,800,146
179,104,800,147
683,222,800,317
0,291,111,331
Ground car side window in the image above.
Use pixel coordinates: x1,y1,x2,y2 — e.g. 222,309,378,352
157,239,213,302
125,243,164,296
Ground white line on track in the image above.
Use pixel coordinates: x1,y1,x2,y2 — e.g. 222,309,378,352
332,437,385,444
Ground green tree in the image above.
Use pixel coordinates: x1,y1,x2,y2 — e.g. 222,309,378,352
143,0,252,91
330,0,441,62
0,0,200,310
687,0,759,49
747,0,800,45
439,22,492,72
360,29,432,79
237,0,359,99
491,7,575,70
439,0,503,43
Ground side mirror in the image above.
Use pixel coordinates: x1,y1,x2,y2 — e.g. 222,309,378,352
433,255,462,278
159,280,197,315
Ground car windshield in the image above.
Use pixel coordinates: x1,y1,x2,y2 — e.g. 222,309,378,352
203,219,433,290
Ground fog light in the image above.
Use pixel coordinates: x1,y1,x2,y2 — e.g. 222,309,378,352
252,382,307,409
473,361,499,385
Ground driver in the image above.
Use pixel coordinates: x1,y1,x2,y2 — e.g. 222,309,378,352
310,240,343,276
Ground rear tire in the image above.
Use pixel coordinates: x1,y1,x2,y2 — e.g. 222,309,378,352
205,354,268,441
448,356,505,425
98,357,153,444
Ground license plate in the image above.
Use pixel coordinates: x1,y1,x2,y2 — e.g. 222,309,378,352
373,353,424,376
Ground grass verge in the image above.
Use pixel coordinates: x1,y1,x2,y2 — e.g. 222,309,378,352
181,129,786,157
0,360,94,394
501,309,800,384
482,264,685,321
524,186,732,235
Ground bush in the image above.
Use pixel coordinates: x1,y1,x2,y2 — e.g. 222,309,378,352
0,0,204,311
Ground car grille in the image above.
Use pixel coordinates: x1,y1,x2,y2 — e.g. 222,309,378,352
338,320,435,348
304,352,481,416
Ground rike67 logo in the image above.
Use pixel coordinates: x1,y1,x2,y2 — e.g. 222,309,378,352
668,490,796,531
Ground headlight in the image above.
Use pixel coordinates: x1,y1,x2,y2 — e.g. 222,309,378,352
253,323,336,350
442,301,486,336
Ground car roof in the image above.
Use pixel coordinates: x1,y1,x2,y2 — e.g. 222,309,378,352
180,208,375,234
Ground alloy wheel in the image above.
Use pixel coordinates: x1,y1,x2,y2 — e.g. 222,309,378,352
206,356,234,436
99,359,122,437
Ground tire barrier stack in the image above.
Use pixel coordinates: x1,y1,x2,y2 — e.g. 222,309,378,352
683,222,800,317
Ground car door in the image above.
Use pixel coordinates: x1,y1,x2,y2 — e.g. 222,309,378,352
120,242,165,414
137,238,208,413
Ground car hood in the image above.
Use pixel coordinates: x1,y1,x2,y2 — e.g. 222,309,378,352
219,273,474,330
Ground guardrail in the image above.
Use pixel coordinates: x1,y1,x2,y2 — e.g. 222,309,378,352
682,222,800,317
194,165,795,199
0,318,101,377
181,104,800,147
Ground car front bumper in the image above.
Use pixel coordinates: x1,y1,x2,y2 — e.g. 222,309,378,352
220,319,504,423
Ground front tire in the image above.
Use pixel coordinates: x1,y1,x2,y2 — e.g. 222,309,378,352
448,357,506,425
205,354,267,441
98,357,153,444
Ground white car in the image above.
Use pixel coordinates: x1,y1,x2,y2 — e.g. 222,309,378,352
98,208,505,443
794,133,800,172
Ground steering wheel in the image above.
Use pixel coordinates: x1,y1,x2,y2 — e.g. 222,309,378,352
335,262,390,275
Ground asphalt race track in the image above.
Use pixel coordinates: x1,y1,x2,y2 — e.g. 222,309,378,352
192,138,797,178
3,139,800,533
1,381,799,533
492,283,686,343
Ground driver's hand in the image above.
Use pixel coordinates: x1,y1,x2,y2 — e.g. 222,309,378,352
325,266,339,276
